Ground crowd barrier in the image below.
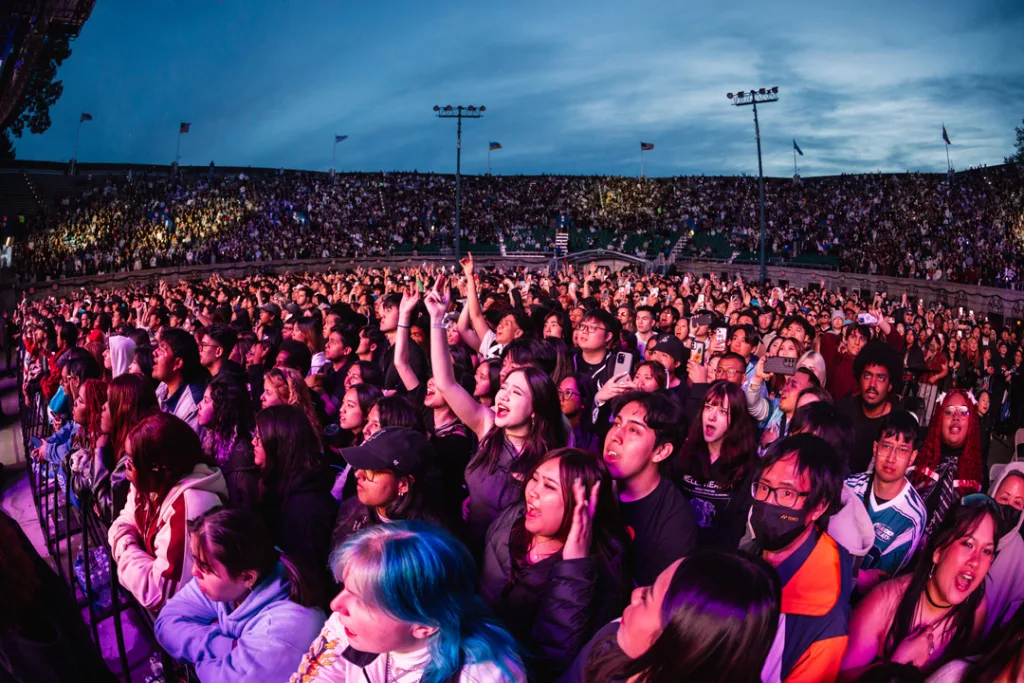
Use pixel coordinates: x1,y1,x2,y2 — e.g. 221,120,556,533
17,352,189,683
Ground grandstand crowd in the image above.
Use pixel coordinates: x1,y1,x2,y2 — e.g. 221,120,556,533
6,253,1024,683
15,162,1024,288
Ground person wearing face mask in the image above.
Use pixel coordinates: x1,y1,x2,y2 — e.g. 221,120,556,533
982,462,1024,636
480,449,630,679
840,495,997,680
741,433,851,683
557,549,782,683
674,381,758,550
908,390,983,536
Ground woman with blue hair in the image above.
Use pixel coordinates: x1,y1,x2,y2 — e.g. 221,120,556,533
289,521,525,683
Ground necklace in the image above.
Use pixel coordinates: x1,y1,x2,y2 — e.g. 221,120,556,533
924,583,954,610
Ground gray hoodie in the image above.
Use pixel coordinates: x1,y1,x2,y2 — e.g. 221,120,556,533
984,460,1024,635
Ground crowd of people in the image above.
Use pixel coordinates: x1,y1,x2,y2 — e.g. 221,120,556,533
15,162,1024,288
8,255,1024,683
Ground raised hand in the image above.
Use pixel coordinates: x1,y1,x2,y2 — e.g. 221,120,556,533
595,373,636,404
398,286,421,321
460,252,475,277
423,275,450,322
562,478,600,561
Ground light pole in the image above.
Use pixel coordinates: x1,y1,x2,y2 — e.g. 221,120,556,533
434,105,484,259
728,87,779,285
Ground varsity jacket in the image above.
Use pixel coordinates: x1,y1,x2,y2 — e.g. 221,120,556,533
108,463,227,611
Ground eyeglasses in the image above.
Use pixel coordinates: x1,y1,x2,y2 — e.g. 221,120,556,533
716,368,744,378
358,468,391,482
876,441,913,461
577,323,607,334
944,406,970,418
752,481,810,509
558,390,581,400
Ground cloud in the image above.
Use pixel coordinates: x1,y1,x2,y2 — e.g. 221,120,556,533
13,0,1024,177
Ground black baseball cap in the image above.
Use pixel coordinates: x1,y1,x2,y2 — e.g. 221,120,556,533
259,302,282,318
343,427,432,476
653,334,686,364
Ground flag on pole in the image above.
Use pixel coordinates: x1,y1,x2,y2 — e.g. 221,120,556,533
942,124,951,145
335,135,348,143
80,113,93,122
489,142,502,150
640,142,654,151
180,122,191,134
793,139,804,156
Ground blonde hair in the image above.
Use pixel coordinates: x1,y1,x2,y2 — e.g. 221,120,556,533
797,351,827,388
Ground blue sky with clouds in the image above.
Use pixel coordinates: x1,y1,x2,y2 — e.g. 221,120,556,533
13,0,1024,177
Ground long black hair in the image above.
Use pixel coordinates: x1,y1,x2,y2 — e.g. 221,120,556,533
468,366,565,477
189,506,322,607
584,549,781,683
255,404,328,501
201,378,255,466
676,380,757,489
882,495,999,666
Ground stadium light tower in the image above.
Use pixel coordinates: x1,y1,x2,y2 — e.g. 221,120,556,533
728,87,779,285
434,105,484,260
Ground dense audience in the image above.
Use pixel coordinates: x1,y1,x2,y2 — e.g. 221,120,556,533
16,162,1024,288
11,257,1024,683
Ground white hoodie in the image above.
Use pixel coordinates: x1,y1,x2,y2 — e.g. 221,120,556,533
108,463,227,611
984,460,1024,635
826,484,876,564
108,335,137,378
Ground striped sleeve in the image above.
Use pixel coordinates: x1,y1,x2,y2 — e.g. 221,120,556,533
115,496,187,611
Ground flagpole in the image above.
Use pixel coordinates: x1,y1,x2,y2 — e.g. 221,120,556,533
640,148,644,179
945,141,951,173
175,127,182,166
74,118,83,164
488,147,491,176
793,146,797,176
332,139,337,175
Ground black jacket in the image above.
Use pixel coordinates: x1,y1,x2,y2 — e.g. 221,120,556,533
480,506,628,681
263,468,339,589
221,438,260,507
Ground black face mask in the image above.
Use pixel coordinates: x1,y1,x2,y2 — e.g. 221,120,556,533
750,500,809,552
998,503,1022,536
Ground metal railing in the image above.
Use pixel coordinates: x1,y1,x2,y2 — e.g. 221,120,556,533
17,351,186,683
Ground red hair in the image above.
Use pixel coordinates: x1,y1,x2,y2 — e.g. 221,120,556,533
909,389,982,495
75,379,107,449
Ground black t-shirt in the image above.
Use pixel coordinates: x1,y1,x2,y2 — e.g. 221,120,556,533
573,350,615,397
677,456,754,551
379,340,429,392
322,357,355,406
838,395,903,474
619,476,697,586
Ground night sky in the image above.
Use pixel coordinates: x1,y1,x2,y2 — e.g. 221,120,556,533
12,0,1024,177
